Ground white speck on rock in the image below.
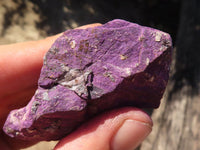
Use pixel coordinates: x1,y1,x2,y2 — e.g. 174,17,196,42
106,63,132,76
125,68,132,76
43,92,49,101
155,32,162,42
70,40,76,49
135,63,139,67
146,58,150,65
120,54,128,60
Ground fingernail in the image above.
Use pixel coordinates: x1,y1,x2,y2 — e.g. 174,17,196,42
111,119,152,150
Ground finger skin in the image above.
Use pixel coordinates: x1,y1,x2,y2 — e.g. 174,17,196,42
0,23,101,127
55,107,152,150
0,23,101,149
0,23,101,98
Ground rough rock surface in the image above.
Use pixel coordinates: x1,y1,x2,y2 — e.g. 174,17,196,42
3,19,172,141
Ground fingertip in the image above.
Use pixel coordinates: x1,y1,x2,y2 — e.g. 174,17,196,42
77,23,102,29
54,107,152,150
111,119,152,150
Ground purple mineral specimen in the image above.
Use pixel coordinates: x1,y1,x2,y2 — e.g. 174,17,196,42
3,19,172,142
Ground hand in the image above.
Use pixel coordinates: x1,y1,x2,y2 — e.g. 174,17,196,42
0,24,152,150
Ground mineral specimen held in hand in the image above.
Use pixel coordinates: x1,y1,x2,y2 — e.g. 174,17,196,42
3,19,172,141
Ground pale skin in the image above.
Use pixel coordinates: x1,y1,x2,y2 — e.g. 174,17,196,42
0,24,153,150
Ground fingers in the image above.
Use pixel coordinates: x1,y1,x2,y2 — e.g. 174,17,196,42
0,23,101,121
0,23,101,97
55,107,152,150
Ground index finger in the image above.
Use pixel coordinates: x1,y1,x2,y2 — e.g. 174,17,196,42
0,23,101,126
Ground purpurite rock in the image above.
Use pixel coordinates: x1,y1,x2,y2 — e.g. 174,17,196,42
3,19,172,141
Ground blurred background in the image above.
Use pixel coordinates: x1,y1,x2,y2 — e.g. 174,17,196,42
0,0,200,149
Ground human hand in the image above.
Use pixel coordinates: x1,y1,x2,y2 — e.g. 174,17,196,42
0,24,152,150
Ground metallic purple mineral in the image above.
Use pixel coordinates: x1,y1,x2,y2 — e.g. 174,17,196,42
3,19,172,141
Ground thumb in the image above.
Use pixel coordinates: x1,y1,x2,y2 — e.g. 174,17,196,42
55,107,152,150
